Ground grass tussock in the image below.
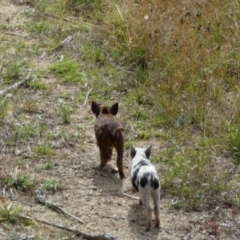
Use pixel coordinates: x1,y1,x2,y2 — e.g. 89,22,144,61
0,203,33,225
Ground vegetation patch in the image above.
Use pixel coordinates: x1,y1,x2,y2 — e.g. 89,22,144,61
1,175,33,193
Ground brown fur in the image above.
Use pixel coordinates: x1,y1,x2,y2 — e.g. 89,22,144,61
91,101,125,178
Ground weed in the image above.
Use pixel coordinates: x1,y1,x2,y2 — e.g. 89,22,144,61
23,98,40,113
65,0,103,12
4,62,20,83
28,79,49,91
14,124,37,140
230,123,240,164
41,160,56,170
82,44,106,64
0,203,33,225
34,144,53,157
49,58,83,83
57,104,71,124
43,180,63,192
77,126,86,151
0,100,9,120
27,21,48,34
1,175,33,192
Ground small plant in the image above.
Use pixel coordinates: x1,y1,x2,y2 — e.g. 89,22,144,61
0,99,9,120
43,180,63,193
15,124,37,140
77,126,86,151
58,104,71,124
23,98,40,113
1,175,33,192
230,123,240,164
27,21,48,34
41,160,55,170
34,144,53,157
3,62,20,84
49,58,83,83
0,203,33,225
64,0,102,12
28,79,49,91
82,44,105,64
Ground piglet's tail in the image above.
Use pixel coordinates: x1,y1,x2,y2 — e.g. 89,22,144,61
114,127,124,138
150,172,154,184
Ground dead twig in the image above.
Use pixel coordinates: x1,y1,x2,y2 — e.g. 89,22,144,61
184,227,199,240
35,190,83,224
52,35,73,51
0,73,32,97
121,191,139,200
38,219,116,240
84,88,92,106
96,212,125,220
83,206,94,222
4,32,30,38
20,215,116,240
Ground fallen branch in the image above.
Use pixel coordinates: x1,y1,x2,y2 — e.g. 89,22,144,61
5,32,30,38
38,219,115,240
34,190,83,224
20,215,115,240
52,36,72,51
96,212,125,220
84,88,92,106
0,74,32,97
184,227,199,240
121,191,139,200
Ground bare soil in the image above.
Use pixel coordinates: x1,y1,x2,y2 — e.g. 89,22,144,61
0,1,240,240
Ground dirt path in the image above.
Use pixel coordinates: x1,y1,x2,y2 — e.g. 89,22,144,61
0,1,239,240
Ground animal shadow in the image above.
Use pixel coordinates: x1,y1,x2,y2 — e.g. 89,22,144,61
91,163,123,195
127,203,161,240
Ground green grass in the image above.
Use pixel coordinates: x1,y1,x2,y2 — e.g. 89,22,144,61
41,160,56,170
43,180,64,192
0,100,9,120
161,151,226,210
49,58,83,83
57,104,71,124
34,144,54,157
1,175,33,192
0,204,33,225
14,124,37,140
230,121,240,164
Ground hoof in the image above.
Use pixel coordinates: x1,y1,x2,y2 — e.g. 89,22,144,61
119,172,125,179
155,220,160,228
145,227,151,232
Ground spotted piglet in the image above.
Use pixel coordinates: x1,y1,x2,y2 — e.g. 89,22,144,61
130,145,160,231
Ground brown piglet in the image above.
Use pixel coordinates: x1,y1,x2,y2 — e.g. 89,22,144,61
91,101,125,178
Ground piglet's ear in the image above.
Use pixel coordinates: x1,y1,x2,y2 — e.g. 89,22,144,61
130,145,136,159
145,144,152,159
110,103,118,116
91,101,100,117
